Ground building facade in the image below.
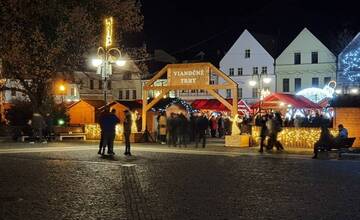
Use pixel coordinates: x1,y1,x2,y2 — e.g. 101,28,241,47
219,29,276,103
276,28,336,94
337,32,360,93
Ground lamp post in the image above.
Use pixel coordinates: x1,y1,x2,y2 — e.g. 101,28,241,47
249,72,271,115
92,17,126,104
59,84,66,103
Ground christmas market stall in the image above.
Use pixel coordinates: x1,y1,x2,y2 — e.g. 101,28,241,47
330,94,360,147
250,93,338,149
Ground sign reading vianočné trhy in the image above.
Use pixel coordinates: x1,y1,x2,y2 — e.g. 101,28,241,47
167,64,210,86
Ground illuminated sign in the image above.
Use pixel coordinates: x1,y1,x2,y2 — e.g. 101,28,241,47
167,65,210,86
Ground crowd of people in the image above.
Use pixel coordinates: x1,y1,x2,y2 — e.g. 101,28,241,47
156,111,254,148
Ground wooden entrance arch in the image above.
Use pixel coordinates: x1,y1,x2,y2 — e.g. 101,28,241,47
142,63,238,131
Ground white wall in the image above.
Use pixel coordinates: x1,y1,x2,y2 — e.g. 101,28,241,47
219,29,275,103
276,28,336,93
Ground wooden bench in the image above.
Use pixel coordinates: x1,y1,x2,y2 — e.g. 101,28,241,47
58,132,86,141
317,137,356,159
54,126,86,141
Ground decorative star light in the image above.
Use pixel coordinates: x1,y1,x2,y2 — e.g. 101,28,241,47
342,48,360,82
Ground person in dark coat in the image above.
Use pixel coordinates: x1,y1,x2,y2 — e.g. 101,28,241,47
123,110,132,156
195,114,209,148
167,113,176,147
312,125,334,159
29,112,46,143
98,109,108,155
99,108,120,155
259,114,268,153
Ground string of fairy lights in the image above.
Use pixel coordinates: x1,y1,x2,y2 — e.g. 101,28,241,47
342,48,360,82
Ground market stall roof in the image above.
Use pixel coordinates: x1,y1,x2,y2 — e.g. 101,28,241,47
191,99,250,113
250,93,322,109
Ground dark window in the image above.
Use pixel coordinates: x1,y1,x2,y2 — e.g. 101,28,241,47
252,88,258,98
123,73,131,80
237,68,243,76
295,78,301,92
107,80,112,90
324,77,331,85
261,66,267,74
226,89,231,98
253,67,258,75
98,80,103,89
294,52,301,64
132,90,137,99
11,90,16,96
311,52,318,64
229,68,234,76
90,79,94,90
125,90,130,99
245,49,250,58
283,78,289,92
312,77,319,87
119,90,123,99
238,88,242,98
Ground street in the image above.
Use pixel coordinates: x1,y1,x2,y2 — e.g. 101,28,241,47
0,141,360,220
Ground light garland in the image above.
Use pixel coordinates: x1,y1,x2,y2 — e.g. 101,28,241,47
252,126,338,148
342,48,360,82
85,124,123,141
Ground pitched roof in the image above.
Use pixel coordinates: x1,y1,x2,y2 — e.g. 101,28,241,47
251,93,322,109
82,100,106,109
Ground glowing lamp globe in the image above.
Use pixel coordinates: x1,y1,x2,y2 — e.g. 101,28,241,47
350,88,358,94
263,77,271,84
116,60,126,66
92,58,103,67
249,80,257,87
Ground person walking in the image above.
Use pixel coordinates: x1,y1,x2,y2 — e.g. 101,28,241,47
123,110,132,156
99,108,120,155
259,114,268,153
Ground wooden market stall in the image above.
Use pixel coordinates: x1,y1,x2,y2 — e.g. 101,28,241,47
142,63,239,132
331,94,360,147
67,100,105,125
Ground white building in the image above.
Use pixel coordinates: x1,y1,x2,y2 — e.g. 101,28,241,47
276,28,336,93
219,29,276,103
56,56,143,103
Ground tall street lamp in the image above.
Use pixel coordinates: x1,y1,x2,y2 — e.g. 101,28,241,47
249,72,271,115
59,83,66,103
92,17,126,104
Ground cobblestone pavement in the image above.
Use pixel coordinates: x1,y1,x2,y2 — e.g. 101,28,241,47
0,141,360,219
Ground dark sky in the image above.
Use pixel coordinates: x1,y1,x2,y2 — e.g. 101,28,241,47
141,0,360,61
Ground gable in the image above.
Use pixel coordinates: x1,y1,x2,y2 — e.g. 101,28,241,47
276,28,336,64
220,29,273,66
339,33,360,58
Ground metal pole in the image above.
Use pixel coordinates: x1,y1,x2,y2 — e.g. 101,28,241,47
103,51,108,104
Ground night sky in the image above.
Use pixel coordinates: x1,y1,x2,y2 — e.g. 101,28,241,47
141,0,360,62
